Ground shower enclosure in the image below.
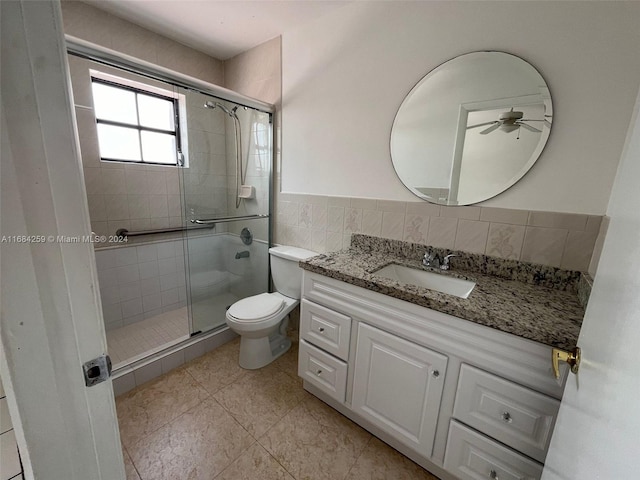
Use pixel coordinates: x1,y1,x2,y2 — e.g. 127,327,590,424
66,39,273,369
181,90,272,336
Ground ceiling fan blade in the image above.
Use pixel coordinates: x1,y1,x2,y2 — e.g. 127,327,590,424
521,118,553,128
480,123,501,135
519,122,541,133
467,121,498,130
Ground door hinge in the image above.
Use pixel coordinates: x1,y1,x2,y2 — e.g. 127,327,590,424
83,354,112,387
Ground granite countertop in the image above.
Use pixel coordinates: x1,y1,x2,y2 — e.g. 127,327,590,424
300,234,586,350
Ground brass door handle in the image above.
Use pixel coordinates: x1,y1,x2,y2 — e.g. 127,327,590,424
552,347,581,379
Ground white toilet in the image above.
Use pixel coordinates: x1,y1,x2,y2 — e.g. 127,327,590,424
225,245,318,369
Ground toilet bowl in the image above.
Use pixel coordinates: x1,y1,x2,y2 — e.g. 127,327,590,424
225,246,318,369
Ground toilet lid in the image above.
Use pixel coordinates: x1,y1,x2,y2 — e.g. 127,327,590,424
227,293,284,322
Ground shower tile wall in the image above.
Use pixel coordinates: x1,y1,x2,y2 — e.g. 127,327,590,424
94,232,268,330
223,38,281,244
96,240,188,330
183,92,229,221
223,111,272,242
63,1,228,247
223,234,270,299
184,231,269,303
69,56,231,247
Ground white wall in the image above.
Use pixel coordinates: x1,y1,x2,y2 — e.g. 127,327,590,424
281,1,640,214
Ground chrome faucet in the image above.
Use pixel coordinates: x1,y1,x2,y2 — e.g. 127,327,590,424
235,250,250,259
423,250,457,270
423,250,439,268
439,254,457,271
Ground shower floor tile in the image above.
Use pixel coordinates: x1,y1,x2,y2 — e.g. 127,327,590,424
116,337,441,480
107,307,190,368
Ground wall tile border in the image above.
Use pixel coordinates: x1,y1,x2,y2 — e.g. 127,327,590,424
275,193,605,273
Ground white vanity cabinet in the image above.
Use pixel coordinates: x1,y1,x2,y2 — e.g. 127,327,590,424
298,299,352,402
352,323,448,455
299,270,569,480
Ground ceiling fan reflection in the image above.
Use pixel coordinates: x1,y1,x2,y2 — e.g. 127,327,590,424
467,108,552,139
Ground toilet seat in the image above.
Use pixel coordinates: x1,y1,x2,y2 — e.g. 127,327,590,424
227,293,285,323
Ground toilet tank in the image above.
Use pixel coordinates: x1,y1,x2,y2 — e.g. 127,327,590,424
269,246,318,299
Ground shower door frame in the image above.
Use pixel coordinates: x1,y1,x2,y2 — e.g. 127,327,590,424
66,36,274,115
66,36,276,352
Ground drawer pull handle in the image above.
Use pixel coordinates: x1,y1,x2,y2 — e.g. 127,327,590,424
432,370,440,378
489,469,498,480
501,412,512,423
316,369,322,376
319,327,325,333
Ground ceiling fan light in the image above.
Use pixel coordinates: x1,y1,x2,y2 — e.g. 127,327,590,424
500,124,520,133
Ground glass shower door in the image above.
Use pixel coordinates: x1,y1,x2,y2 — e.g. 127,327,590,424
179,90,272,335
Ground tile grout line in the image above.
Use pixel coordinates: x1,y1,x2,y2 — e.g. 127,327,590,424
123,445,144,480
341,435,375,480
121,336,306,479
119,369,214,459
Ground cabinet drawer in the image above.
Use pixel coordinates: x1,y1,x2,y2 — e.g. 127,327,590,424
300,299,351,360
444,420,543,480
299,339,348,402
453,364,559,463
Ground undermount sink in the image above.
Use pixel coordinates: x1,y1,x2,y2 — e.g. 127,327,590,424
372,263,476,299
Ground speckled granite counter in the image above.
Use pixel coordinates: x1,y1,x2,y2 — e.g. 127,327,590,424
300,234,586,350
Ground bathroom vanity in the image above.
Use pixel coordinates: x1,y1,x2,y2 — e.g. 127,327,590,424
297,235,585,480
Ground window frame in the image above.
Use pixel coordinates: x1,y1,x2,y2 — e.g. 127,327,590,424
91,76,183,166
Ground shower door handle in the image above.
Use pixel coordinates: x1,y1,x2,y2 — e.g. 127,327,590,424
191,214,269,225
193,219,216,225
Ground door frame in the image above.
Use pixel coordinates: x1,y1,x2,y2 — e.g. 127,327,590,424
1,1,125,478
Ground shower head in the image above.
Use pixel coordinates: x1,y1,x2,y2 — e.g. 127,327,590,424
204,100,237,118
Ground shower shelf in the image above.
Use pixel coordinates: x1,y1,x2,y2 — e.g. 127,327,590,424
191,214,269,225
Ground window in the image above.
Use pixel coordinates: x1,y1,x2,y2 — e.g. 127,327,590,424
91,76,182,166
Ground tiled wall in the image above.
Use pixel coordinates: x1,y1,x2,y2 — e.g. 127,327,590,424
62,1,228,246
65,4,274,248
219,32,609,276
220,35,607,275
275,193,605,273
62,2,608,280
183,91,229,221
223,37,281,242
0,377,23,480
95,231,272,330
96,239,188,330
68,55,229,246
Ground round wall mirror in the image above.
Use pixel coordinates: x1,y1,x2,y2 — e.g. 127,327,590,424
390,51,552,206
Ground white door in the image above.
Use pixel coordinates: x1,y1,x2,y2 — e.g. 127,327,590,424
1,1,125,479
542,91,640,478
352,322,448,457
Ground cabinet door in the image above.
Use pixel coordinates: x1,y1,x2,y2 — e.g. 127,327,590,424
352,323,447,457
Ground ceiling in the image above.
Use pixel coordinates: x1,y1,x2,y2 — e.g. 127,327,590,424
83,0,351,60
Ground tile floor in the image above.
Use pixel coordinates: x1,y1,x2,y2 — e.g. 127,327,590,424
116,336,440,480
107,307,190,368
